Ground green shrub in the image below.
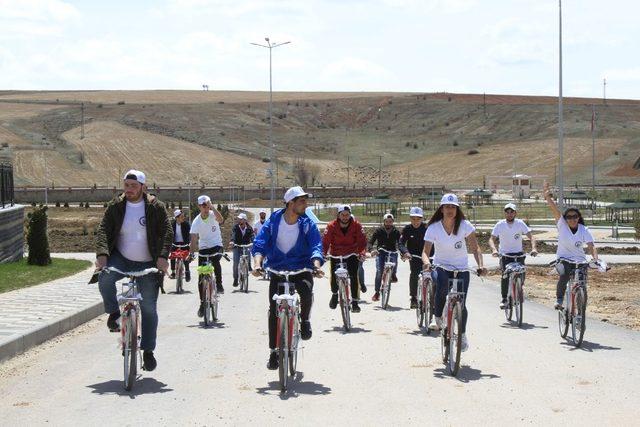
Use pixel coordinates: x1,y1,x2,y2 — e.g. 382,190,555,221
634,218,640,240
27,206,51,266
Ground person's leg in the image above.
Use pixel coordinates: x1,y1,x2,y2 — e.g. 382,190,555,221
358,261,366,290
432,268,450,317
170,257,176,273
500,257,509,300
409,258,421,298
268,275,279,349
296,272,314,324
211,247,223,289
138,269,160,351
459,272,470,334
374,253,384,292
347,256,360,301
232,246,240,281
98,251,127,314
329,258,339,293
391,253,398,279
556,262,572,305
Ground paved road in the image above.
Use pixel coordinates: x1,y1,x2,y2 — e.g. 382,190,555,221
1,255,638,425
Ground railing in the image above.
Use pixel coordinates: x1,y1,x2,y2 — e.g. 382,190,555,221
1,163,15,208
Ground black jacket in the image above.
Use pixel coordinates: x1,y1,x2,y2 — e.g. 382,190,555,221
368,226,401,252
231,223,254,245
172,219,191,244
400,223,427,255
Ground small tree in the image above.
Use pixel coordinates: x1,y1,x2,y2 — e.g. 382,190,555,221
634,217,640,240
27,206,51,265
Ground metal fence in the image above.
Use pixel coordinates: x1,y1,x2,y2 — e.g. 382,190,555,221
1,163,15,208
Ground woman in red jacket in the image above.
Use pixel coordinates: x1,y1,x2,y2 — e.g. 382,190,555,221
322,205,368,312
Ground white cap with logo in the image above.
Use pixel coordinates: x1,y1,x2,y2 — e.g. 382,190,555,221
337,204,351,214
237,213,248,220
504,203,517,211
284,186,312,203
173,209,182,218
440,193,460,207
409,206,424,217
197,195,211,205
383,213,394,220
123,169,146,184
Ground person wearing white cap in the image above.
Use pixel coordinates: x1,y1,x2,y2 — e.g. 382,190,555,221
253,209,268,236
169,209,192,282
95,169,172,372
229,212,255,287
421,193,486,352
190,195,226,317
368,212,401,302
399,207,431,309
489,202,538,309
251,186,324,371
322,204,368,313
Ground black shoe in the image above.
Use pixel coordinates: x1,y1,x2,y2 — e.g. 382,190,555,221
232,279,238,287
143,351,157,371
360,283,367,293
329,293,338,309
391,274,398,283
301,321,312,340
169,272,176,279
185,271,191,282
267,351,278,370
500,298,508,309
197,302,205,318
351,301,361,313
107,311,120,332
410,297,418,309
217,285,225,294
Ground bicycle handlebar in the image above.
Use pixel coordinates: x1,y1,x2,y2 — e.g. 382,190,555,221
197,252,230,261
233,243,254,248
172,243,190,248
377,248,397,254
430,264,480,275
105,267,159,277
499,252,534,258
265,267,314,276
326,253,360,259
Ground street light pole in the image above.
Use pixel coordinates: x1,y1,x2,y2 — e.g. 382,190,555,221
557,0,565,209
251,37,291,214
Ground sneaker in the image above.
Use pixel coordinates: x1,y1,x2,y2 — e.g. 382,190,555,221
217,285,225,294
301,321,312,340
169,272,176,279
428,316,442,331
461,334,469,352
554,302,563,310
410,297,418,309
232,279,238,287
360,283,367,293
372,292,380,302
185,271,191,282
391,274,398,283
499,298,507,310
197,302,205,318
351,301,361,313
329,293,338,309
143,351,157,371
267,351,278,370
107,311,120,332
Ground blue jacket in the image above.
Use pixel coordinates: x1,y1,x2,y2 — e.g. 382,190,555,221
252,208,324,271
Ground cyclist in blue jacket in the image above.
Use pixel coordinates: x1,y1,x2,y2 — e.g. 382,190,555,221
252,186,324,370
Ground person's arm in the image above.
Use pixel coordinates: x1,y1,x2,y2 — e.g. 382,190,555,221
158,204,173,261
543,181,562,221
356,223,368,257
209,202,224,224
489,234,499,257
422,240,433,270
307,222,325,277
587,242,598,261
399,227,409,257
189,233,199,254
526,231,538,255
321,223,332,256
251,217,271,269
367,228,378,252
95,205,114,269
467,231,485,274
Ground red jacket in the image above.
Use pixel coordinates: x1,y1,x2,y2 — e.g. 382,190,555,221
322,218,367,256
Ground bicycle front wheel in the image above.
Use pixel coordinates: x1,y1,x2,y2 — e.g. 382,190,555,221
515,276,524,327
278,313,289,392
572,288,587,347
448,302,463,376
289,313,299,376
176,259,184,294
339,279,351,331
416,283,424,328
203,278,211,326
242,261,249,293
123,310,138,391
426,281,435,335
381,270,391,309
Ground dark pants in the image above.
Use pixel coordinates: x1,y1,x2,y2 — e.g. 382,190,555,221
198,246,223,302
232,246,252,281
375,252,398,292
268,272,314,350
556,261,587,302
432,267,470,333
408,257,423,298
500,253,525,299
330,256,360,301
358,261,365,287
170,242,191,276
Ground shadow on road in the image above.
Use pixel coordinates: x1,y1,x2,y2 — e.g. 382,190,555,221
433,366,501,383
323,326,372,334
405,329,437,337
231,290,259,294
561,340,621,352
186,322,227,329
87,378,173,399
500,322,549,330
256,372,332,399
374,305,408,312
167,290,194,295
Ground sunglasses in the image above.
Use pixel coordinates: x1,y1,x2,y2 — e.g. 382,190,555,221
565,214,579,220
504,209,515,213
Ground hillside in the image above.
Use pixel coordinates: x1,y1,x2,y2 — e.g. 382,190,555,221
1,90,638,187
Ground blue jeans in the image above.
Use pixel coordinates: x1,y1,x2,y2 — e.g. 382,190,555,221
232,246,252,281
375,251,398,292
432,268,470,333
98,250,160,351
358,261,365,288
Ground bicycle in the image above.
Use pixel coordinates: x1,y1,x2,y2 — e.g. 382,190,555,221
196,252,230,326
499,253,533,327
551,258,608,347
326,253,359,332
430,264,477,377
411,255,435,331
264,267,314,392
234,243,253,293
104,266,159,391
168,244,190,294
376,248,398,310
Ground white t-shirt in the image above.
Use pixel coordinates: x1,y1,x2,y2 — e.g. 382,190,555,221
174,223,184,243
424,220,475,270
556,217,594,263
117,200,152,262
254,220,266,236
491,219,531,254
276,216,299,254
190,214,223,250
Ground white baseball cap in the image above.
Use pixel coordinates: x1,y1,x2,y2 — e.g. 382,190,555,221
197,195,211,205
173,209,182,218
123,169,146,184
440,193,460,207
259,209,267,214
237,213,247,220
383,213,394,220
409,206,424,217
284,186,312,203
337,204,351,214
504,203,518,211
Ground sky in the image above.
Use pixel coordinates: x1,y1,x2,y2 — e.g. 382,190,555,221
1,0,639,99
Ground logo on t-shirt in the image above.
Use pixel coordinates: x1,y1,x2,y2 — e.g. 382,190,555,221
454,241,463,249
514,233,521,240
138,217,146,226
211,225,217,232
575,241,582,248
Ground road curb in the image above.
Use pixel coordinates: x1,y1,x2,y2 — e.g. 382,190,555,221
0,300,104,363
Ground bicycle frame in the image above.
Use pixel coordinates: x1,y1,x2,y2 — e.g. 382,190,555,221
327,253,359,331
197,252,228,324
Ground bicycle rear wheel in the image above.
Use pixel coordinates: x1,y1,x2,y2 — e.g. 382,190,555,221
339,278,351,331
278,314,289,392
123,310,138,391
572,288,587,347
505,296,513,321
440,324,449,364
381,270,391,309
515,276,524,327
203,277,211,326
448,302,463,376
242,261,249,293
176,260,184,294
558,305,569,338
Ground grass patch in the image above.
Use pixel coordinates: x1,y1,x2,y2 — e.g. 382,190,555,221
0,258,92,294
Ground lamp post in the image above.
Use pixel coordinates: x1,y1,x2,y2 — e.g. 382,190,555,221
251,37,291,214
557,0,565,209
